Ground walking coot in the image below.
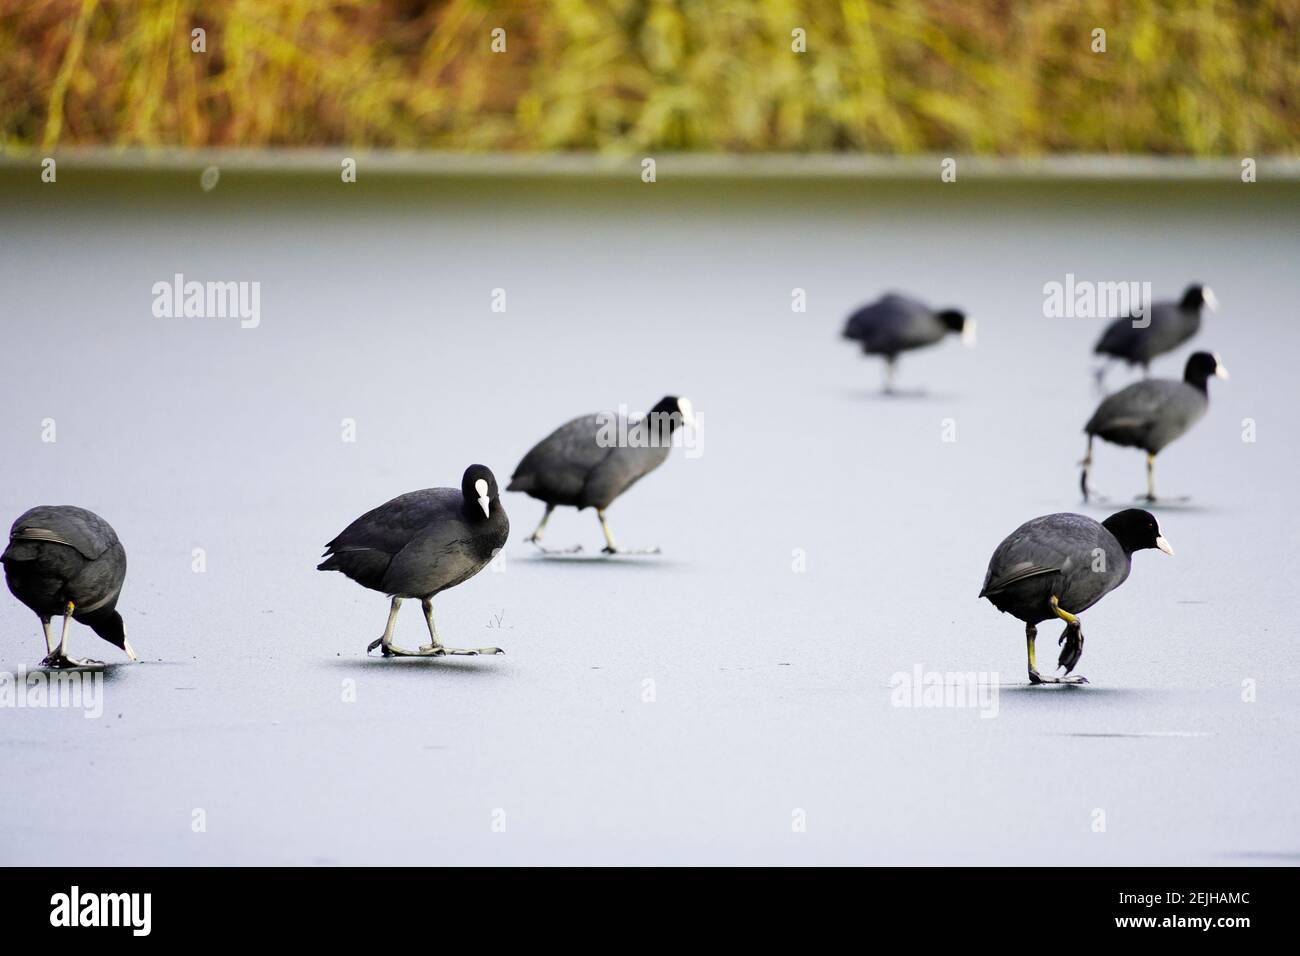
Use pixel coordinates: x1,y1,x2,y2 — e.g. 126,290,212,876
980,509,1173,684
1081,351,1228,503
508,396,693,554
1094,284,1217,376
318,465,509,657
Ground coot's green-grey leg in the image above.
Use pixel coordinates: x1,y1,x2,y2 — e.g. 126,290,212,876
367,596,419,657
41,617,55,656
1026,618,1087,686
526,504,583,555
391,597,502,657
1047,595,1088,683
1135,451,1189,504
42,601,102,669
1080,436,1094,502
598,509,661,556
1026,624,1049,684
883,356,897,394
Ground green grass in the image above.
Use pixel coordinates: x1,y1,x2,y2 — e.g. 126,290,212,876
1,0,1295,155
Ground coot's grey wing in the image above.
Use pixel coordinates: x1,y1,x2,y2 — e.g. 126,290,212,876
844,295,918,338
1095,303,1190,364
6,505,115,561
383,503,506,598
319,489,458,590
980,514,1100,597
1141,302,1202,357
1094,314,1144,359
1085,378,1197,450
509,414,615,501
582,441,672,510
847,296,941,353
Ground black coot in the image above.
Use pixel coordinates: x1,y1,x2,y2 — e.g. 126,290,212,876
1094,284,1217,378
841,293,974,392
318,465,508,657
2,505,136,667
508,396,693,554
980,509,1173,684
1081,351,1228,503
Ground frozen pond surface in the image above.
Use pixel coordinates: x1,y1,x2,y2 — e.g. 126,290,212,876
1,168,1298,865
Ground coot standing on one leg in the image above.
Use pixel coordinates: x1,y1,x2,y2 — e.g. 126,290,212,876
841,293,975,393
318,465,509,657
2,505,137,667
980,509,1173,685
509,396,693,554
1080,351,1228,503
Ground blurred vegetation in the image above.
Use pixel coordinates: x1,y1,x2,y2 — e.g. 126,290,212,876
0,0,1295,154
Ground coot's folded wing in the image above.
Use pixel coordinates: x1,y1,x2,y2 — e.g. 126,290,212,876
6,505,114,561
509,414,615,499
319,489,459,587
1086,379,1177,435
980,514,1099,597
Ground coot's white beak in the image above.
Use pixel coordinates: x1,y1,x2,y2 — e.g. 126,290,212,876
1203,287,1219,312
676,397,696,428
474,478,491,518
961,318,977,347
123,638,139,662
1155,535,1175,556
1214,355,1229,380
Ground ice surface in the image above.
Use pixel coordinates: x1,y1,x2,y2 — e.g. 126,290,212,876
0,171,1297,864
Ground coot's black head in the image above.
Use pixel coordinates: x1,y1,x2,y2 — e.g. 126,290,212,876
647,396,695,434
1102,509,1174,556
88,610,139,661
937,309,976,347
1180,284,1219,312
461,464,500,521
1183,351,1229,390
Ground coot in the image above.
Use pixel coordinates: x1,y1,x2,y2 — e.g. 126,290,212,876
980,509,1173,684
318,465,508,657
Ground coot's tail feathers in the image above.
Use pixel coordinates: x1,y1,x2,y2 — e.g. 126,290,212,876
316,548,390,589
979,564,1057,600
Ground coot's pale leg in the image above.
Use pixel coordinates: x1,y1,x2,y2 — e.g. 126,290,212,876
1146,452,1156,501
40,617,55,655
883,356,896,394
42,601,101,668
526,505,554,544
1079,435,1095,502
388,597,502,657
367,596,419,657
597,509,661,555
598,509,618,552
528,504,583,554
